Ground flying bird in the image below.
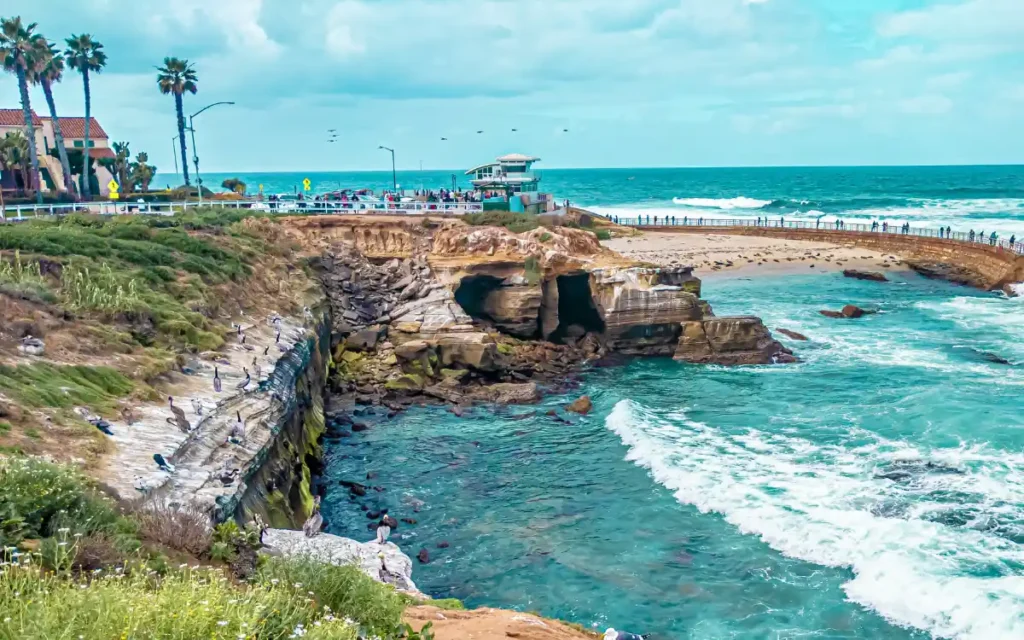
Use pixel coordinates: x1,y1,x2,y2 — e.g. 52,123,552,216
563,128,569,132
303,496,324,538
213,367,222,393
440,137,447,141
476,130,483,134
511,128,517,132
166,397,191,433
328,128,337,132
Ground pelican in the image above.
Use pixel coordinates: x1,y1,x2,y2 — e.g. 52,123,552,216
440,137,448,141
238,333,247,345
218,468,240,485
512,128,517,132
476,130,483,134
263,345,270,356
153,453,175,473
191,398,203,416
165,397,190,433
275,331,281,344
563,128,569,132
303,496,323,538
213,367,222,393
236,368,251,391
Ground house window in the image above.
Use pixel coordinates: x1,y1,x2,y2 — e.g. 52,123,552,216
73,140,82,148
71,140,96,148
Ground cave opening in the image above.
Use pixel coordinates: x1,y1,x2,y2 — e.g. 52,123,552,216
553,273,605,342
454,275,505,322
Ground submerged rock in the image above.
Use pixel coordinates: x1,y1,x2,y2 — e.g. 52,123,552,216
776,328,809,341
843,270,888,282
820,305,875,319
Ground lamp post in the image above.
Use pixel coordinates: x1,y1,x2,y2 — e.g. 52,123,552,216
171,136,179,177
189,101,235,203
378,145,396,193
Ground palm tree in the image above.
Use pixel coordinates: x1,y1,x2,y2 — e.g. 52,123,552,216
130,152,155,192
64,33,106,200
156,57,198,186
1,132,31,193
30,38,75,198
0,16,45,204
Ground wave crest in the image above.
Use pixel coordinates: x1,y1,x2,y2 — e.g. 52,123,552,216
671,196,772,210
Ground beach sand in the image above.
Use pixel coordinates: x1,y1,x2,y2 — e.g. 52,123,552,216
603,231,907,279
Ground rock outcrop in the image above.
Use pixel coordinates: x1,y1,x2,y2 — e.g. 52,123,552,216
262,528,425,598
820,305,875,319
404,606,596,640
674,317,795,365
481,279,543,338
843,269,888,282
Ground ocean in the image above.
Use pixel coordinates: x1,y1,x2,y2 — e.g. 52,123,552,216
191,165,1023,638
322,273,1024,640
159,165,1024,236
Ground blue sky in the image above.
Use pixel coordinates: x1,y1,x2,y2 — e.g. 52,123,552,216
3,0,1023,171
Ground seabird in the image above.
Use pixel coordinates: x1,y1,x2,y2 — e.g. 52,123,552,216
302,496,324,538
239,333,247,345
153,453,175,473
228,411,246,444
218,467,240,485
213,367,222,393
512,128,517,132
18,335,45,356
563,128,569,132
93,419,114,436
120,406,137,426
166,397,191,433
236,368,251,391
476,130,483,134
252,514,268,545
604,629,649,640
275,331,281,344
263,346,270,356
440,137,447,141
375,519,392,544
328,128,336,132
191,398,203,416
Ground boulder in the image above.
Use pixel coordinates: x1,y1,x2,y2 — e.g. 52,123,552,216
674,317,795,365
776,328,809,341
260,529,425,598
540,279,560,340
566,395,593,415
437,333,499,372
843,270,888,282
907,261,983,288
819,310,845,319
417,548,430,564
384,373,426,391
482,284,543,338
822,305,875,319
468,383,540,405
347,326,385,351
394,340,431,361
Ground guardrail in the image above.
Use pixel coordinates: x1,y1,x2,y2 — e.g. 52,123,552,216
0,199,484,221
604,215,1024,256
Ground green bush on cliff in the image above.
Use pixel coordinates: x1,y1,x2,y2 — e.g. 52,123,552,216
0,363,134,413
464,211,540,233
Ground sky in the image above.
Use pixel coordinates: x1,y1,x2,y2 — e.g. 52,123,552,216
2,0,1023,172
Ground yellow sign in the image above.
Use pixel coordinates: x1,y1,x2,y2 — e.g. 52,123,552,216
108,180,120,200
302,178,312,192
259,184,264,194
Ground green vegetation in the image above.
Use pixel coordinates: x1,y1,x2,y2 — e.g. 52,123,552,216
524,255,542,285
61,262,143,312
0,457,438,640
0,363,134,412
222,177,247,194
538,232,553,243
157,56,198,187
464,211,541,233
0,249,54,303
594,229,612,241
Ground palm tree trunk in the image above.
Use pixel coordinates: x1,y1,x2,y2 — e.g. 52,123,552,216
41,78,77,199
81,69,92,199
16,66,44,205
175,92,190,186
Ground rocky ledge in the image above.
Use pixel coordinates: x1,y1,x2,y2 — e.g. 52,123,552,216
262,528,426,598
307,223,793,412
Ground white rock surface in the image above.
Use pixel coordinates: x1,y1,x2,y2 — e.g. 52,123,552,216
261,528,426,598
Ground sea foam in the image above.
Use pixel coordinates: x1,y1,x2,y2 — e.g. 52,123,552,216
671,196,772,210
606,399,1024,640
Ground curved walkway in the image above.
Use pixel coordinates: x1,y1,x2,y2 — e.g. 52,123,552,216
614,219,1024,290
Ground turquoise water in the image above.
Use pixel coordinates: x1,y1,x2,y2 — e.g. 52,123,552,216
157,165,1024,235
322,272,1024,639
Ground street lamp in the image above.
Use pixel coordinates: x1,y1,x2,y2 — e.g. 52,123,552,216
378,145,396,193
171,129,192,178
189,101,235,203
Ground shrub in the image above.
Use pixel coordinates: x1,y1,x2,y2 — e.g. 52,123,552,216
61,262,143,313
594,229,612,241
131,501,212,557
0,363,134,412
258,557,406,636
463,211,540,233
0,457,125,547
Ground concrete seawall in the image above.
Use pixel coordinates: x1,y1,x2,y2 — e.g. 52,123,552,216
635,226,1024,290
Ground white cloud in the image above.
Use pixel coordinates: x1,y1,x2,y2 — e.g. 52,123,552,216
878,0,1024,41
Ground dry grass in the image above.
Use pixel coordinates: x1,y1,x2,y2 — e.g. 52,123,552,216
130,500,213,557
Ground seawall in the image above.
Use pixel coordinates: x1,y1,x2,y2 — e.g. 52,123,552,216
635,226,1024,290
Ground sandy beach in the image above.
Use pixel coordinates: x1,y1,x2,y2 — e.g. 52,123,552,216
603,231,907,279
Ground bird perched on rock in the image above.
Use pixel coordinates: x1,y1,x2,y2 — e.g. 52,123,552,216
213,367,222,393
93,418,114,436
228,411,246,445
604,629,649,640
263,345,270,356
217,467,240,485
303,496,323,538
236,368,251,391
153,453,175,473
275,331,281,344
251,513,268,545
165,397,190,433
375,519,392,544
191,398,203,416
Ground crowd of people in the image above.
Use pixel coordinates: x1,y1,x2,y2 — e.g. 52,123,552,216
602,213,1020,252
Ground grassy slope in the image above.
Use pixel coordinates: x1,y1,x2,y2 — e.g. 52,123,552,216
0,209,310,460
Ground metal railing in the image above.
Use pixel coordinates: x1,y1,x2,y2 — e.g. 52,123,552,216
0,199,484,221
602,214,1024,256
